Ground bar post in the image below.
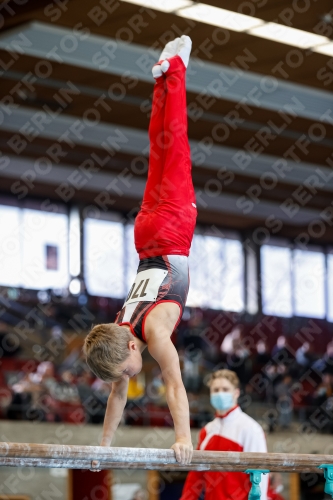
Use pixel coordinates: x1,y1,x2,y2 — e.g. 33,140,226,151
245,469,269,500
318,465,333,498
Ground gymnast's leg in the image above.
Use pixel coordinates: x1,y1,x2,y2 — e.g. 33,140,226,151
135,36,197,258
155,36,197,254
159,36,196,210
140,39,180,212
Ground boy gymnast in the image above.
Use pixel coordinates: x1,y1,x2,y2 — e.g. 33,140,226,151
84,35,197,465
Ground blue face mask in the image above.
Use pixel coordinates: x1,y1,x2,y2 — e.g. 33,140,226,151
210,391,234,411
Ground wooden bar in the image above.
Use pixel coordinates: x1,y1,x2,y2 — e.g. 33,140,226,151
0,442,332,473
0,456,327,473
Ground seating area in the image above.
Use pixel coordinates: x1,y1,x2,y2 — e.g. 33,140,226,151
1,310,333,434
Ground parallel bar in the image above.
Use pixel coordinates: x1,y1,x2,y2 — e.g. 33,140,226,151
0,457,325,473
0,443,332,473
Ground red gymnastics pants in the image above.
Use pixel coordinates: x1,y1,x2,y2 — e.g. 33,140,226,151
134,55,197,260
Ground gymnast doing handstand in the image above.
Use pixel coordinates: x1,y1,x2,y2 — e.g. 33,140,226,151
84,35,197,465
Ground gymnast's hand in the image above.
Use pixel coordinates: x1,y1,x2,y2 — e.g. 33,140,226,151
171,439,193,465
90,440,110,472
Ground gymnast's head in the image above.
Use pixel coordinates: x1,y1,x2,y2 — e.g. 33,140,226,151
83,323,143,382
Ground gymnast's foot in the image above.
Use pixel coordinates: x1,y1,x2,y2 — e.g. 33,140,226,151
152,36,192,78
152,38,180,78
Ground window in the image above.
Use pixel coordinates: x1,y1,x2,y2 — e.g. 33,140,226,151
328,253,333,322
261,245,292,317
187,234,205,307
219,238,244,312
187,234,244,311
84,218,125,298
293,249,325,319
0,206,69,290
21,209,69,290
0,205,21,287
125,224,139,293
261,246,326,319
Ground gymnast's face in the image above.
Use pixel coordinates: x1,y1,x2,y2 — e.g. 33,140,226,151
119,340,143,378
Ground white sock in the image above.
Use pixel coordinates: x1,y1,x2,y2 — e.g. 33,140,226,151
152,38,180,78
152,65,163,78
160,38,180,61
178,35,192,68
160,35,192,74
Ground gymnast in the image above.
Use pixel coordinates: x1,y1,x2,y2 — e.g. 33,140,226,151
84,35,197,465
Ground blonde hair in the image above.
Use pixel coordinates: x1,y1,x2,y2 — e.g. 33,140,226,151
83,323,132,382
207,369,240,389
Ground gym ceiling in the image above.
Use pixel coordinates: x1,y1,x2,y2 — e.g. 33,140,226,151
0,0,332,242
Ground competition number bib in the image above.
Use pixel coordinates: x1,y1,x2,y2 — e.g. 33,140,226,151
124,268,168,306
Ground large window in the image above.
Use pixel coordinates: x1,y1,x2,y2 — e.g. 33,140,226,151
261,245,326,319
187,234,244,311
4,197,332,322
0,205,69,290
125,224,139,293
21,209,69,290
261,245,292,317
0,205,21,287
328,253,333,323
84,218,125,298
293,249,325,319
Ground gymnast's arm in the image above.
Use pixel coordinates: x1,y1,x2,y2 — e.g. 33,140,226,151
91,378,128,471
100,376,129,446
148,333,193,464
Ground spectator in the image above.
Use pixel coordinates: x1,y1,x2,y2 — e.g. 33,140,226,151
77,370,94,404
312,374,333,406
7,375,34,420
272,336,294,369
295,342,314,371
221,324,244,355
254,340,271,374
9,367,57,422
180,369,268,500
178,310,206,358
36,361,57,392
52,370,80,403
314,342,333,375
182,346,202,393
88,379,110,424
274,375,293,429
272,336,287,357
226,337,251,388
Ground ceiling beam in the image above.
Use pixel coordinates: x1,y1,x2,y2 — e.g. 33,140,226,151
0,21,332,122
0,155,324,225
2,69,333,150
2,104,333,193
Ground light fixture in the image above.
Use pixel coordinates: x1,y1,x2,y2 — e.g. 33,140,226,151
122,0,192,13
315,43,333,57
177,3,263,31
69,278,81,295
119,0,333,56
248,22,329,49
